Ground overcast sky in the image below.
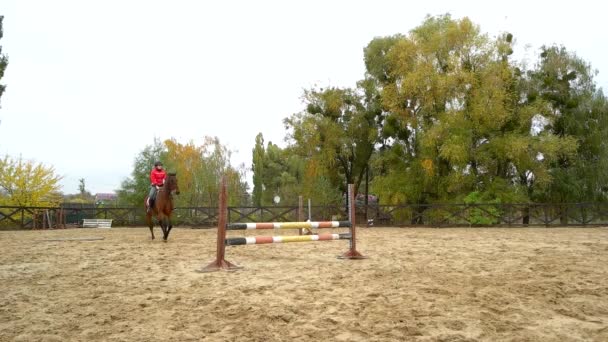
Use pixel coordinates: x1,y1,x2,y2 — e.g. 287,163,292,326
1,0,606,194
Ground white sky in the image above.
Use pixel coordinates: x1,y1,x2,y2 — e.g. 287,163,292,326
1,0,606,194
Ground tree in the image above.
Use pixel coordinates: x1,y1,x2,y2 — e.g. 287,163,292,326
528,46,608,203
299,156,342,206
61,178,95,203
284,85,381,197
364,15,577,212
116,138,165,206
251,133,265,206
0,15,7,106
78,178,87,195
117,137,249,208
0,156,63,206
250,133,307,206
192,136,248,207
163,138,204,207
261,143,304,205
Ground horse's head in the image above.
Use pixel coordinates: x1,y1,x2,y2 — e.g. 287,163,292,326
166,173,180,195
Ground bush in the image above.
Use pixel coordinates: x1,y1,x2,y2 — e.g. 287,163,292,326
464,191,502,225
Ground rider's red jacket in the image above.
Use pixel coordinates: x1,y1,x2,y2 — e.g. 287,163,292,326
150,169,166,186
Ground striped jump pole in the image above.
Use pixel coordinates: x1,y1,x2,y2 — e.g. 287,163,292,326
198,177,242,273
226,233,351,245
227,221,351,230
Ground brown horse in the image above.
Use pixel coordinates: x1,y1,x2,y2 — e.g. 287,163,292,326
145,173,180,241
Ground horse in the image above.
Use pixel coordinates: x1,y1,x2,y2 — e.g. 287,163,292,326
145,173,180,241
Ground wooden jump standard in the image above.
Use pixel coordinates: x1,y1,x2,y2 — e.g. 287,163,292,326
199,178,365,272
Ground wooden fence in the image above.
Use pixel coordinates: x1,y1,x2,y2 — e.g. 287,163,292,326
2,202,608,229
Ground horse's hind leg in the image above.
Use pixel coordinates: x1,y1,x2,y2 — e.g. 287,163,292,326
146,214,155,240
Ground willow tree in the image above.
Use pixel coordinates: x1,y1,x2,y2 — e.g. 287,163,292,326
367,15,577,209
162,137,248,207
284,86,381,198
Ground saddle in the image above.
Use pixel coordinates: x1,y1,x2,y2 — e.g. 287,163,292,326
147,186,163,210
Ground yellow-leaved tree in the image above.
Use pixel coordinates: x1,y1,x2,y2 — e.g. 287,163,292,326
0,156,63,207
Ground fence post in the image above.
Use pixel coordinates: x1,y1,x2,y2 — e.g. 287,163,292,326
298,196,312,235
298,196,303,235
308,199,312,221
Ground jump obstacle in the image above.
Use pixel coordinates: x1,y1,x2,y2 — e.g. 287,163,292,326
199,178,366,272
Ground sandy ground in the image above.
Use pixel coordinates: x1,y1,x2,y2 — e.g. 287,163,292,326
1,227,607,342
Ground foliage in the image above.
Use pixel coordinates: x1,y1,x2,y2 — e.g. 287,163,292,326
116,138,165,206
0,16,7,105
117,137,248,207
249,14,607,209
366,15,578,206
283,85,381,197
78,178,86,195
527,46,608,203
251,133,307,205
251,133,265,206
463,191,501,225
0,155,63,206
300,158,342,206
62,178,95,203
111,15,608,210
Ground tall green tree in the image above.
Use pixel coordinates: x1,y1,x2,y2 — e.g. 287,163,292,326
193,136,248,206
250,133,306,206
265,14,603,210
366,15,577,209
78,178,86,195
266,144,304,205
528,46,608,203
251,133,265,206
284,85,381,196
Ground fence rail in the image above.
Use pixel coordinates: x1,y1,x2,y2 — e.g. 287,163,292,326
2,203,608,229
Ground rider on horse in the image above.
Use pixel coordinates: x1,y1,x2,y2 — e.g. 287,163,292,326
147,161,166,212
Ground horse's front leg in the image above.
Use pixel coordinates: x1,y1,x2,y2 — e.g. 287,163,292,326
160,216,169,242
146,213,155,240
165,216,174,240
